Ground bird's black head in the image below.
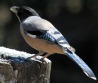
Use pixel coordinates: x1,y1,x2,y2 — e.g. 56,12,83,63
10,6,39,22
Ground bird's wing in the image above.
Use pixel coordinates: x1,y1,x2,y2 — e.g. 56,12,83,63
21,16,58,44
38,18,96,80
22,17,96,80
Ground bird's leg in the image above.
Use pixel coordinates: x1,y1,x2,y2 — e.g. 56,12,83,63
27,51,45,59
41,53,51,62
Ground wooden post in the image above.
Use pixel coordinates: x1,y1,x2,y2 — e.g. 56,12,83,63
0,47,51,83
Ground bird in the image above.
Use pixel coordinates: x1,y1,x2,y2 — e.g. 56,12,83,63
10,6,96,80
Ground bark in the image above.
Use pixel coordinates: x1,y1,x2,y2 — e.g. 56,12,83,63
0,47,51,83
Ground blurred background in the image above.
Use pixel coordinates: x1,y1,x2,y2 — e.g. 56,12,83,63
0,0,98,83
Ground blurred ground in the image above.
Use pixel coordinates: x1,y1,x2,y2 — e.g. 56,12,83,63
0,0,98,83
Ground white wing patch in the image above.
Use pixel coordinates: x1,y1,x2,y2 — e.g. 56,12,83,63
26,32,37,38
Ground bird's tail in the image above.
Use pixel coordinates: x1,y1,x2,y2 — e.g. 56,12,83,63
63,47,97,80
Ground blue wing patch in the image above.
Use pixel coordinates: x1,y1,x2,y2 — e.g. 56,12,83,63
38,33,57,44
25,30,57,44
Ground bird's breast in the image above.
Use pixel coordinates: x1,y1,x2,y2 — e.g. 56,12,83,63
26,35,64,54
20,28,64,54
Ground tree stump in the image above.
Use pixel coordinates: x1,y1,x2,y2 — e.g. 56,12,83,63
0,47,51,83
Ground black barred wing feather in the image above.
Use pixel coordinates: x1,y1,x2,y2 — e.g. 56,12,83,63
25,30,58,44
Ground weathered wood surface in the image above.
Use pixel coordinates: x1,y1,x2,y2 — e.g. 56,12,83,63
0,47,51,83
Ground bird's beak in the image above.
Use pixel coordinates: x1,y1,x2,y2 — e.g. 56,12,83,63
10,6,19,13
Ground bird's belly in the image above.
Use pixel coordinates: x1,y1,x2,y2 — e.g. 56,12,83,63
22,34,64,54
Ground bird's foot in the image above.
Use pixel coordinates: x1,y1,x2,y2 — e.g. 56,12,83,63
40,53,50,62
27,54,38,59
27,51,45,60
26,52,50,62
